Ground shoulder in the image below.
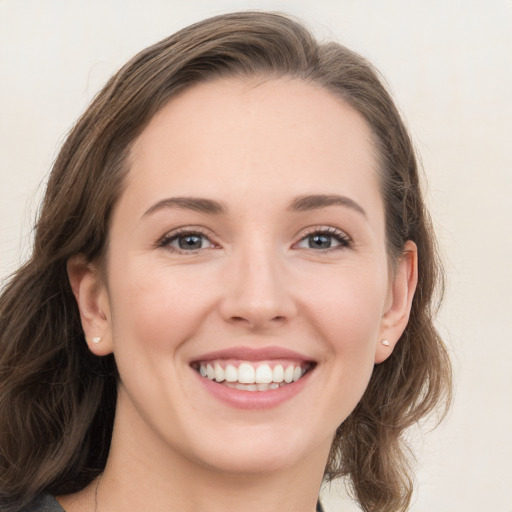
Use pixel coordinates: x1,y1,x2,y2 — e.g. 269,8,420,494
16,495,65,512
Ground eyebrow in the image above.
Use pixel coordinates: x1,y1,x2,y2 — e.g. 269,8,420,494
142,194,366,218
288,194,367,217
143,197,226,217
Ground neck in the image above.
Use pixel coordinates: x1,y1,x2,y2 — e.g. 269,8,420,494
93,410,328,512
99,459,324,512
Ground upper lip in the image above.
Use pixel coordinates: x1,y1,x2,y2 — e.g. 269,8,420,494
189,346,315,364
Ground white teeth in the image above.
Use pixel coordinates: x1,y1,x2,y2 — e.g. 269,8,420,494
214,363,225,382
224,364,238,382
224,381,285,392
255,364,273,384
284,365,294,383
238,363,255,383
197,360,309,390
272,364,284,382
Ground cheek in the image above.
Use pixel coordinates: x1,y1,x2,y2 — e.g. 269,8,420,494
324,289,381,377
108,259,217,354
300,264,387,408
301,262,388,345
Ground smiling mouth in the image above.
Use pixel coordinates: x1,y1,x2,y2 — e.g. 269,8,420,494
191,360,315,392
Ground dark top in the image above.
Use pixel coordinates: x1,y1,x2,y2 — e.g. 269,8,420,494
17,495,64,511
19,494,325,511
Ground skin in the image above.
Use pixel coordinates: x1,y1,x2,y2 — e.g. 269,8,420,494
66,77,417,512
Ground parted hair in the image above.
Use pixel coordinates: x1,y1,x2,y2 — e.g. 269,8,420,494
0,11,451,512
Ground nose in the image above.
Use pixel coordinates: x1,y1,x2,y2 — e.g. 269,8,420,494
219,244,298,330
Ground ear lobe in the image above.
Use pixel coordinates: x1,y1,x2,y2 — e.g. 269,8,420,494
67,254,113,356
375,240,418,364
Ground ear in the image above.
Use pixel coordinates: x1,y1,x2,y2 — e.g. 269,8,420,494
67,254,113,356
375,240,418,364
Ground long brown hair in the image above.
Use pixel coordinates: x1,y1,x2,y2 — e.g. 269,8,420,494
0,12,451,512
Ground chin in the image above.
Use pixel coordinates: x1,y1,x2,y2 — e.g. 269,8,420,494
195,447,308,476
179,422,331,477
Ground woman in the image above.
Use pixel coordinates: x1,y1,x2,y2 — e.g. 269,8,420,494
0,11,451,512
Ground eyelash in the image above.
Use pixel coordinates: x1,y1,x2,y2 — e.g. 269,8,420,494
157,227,218,254
294,226,352,252
157,225,352,254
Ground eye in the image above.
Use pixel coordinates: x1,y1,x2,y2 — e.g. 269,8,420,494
295,227,351,251
159,229,217,253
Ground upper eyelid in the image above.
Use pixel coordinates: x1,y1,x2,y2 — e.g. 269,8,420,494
292,226,353,251
295,225,351,241
156,224,351,247
157,226,219,246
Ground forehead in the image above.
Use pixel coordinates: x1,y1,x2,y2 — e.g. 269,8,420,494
125,77,381,215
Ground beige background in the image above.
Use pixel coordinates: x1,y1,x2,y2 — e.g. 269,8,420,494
1,1,511,510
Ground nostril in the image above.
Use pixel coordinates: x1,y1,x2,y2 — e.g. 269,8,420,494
226,314,288,329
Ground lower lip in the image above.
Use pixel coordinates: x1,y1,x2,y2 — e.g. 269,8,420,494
194,370,312,410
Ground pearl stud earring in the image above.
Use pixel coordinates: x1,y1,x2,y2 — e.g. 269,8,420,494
380,339,390,346
92,337,101,344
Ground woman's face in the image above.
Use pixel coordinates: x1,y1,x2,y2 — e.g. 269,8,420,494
74,78,415,476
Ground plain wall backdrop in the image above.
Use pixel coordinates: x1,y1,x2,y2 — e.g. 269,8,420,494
1,1,511,511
